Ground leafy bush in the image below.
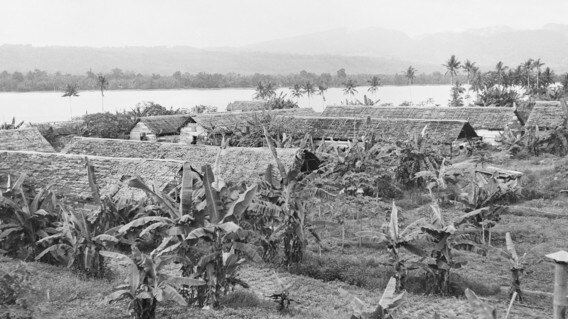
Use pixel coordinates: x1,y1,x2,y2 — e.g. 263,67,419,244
81,112,135,138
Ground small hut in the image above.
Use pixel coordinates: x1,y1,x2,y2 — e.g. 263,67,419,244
62,137,315,183
289,116,478,145
524,100,567,130
180,108,317,143
321,106,519,144
0,127,55,152
129,115,194,142
226,100,267,112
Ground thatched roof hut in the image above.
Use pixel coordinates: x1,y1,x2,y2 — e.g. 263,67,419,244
134,115,194,135
0,127,55,152
62,137,302,183
226,100,267,112
289,116,477,144
321,106,518,131
192,108,317,132
0,150,184,205
525,101,568,129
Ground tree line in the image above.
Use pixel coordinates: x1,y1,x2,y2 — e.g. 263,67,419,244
0,68,466,93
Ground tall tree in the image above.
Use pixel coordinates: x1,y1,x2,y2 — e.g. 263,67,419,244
443,55,461,85
495,61,508,86
367,76,381,96
405,66,417,101
523,58,534,91
290,84,304,101
462,60,477,85
61,83,79,118
303,81,315,106
254,81,277,100
317,84,327,101
342,79,358,97
533,58,545,89
96,74,108,112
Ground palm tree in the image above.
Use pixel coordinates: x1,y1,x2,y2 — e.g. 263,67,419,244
303,81,315,107
367,76,381,96
254,81,277,100
470,69,484,95
316,84,328,102
462,60,477,85
343,79,358,97
523,58,534,91
62,83,79,118
443,55,461,85
96,74,108,112
290,84,304,101
405,66,417,101
533,58,545,89
495,61,508,86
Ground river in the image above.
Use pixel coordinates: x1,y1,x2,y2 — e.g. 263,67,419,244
0,85,455,123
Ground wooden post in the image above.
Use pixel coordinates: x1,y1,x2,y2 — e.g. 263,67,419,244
546,251,568,319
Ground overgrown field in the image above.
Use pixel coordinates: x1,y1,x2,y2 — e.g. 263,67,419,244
2,134,568,318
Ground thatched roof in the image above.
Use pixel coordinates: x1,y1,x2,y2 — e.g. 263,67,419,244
321,106,518,130
0,150,184,204
289,117,477,144
134,115,194,135
525,101,568,129
0,128,55,152
62,137,300,183
192,108,317,132
226,100,267,112
30,120,84,136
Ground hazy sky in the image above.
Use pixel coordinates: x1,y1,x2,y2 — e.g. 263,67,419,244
1,0,566,47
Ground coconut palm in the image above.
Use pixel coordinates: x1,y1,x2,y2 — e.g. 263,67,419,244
96,74,108,112
495,61,508,85
316,84,328,102
405,66,417,102
290,84,304,101
462,60,477,85
303,81,315,107
367,76,381,96
443,55,461,85
254,81,277,100
523,59,534,91
533,58,545,89
343,79,358,97
62,83,79,118
470,69,484,95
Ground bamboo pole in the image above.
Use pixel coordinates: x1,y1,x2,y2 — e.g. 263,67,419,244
546,251,568,319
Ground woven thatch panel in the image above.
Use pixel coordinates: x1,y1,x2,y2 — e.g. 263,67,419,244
525,103,567,129
290,117,477,144
135,115,194,136
0,150,183,204
516,101,561,124
193,108,317,132
62,137,299,183
0,128,55,152
321,106,518,130
226,100,267,112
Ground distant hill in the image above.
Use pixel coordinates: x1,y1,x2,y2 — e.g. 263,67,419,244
2,24,568,75
243,25,568,72
0,44,433,75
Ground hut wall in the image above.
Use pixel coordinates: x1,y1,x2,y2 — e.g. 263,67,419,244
61,137,299,183
129,123,156,141
0,150,183,206
0,128,55,152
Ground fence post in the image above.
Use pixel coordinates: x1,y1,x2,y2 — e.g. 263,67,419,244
546,251,568,319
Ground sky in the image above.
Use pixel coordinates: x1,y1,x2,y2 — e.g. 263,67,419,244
0,0,566,48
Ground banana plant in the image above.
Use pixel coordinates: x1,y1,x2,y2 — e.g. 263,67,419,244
419,205,487,295
268,272,299,311
101,247,205,319
35,206,118,277
356,201,427,291
0,175,59,259
340,276,406,319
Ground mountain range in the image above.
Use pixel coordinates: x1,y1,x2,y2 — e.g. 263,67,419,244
2,24,568,75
